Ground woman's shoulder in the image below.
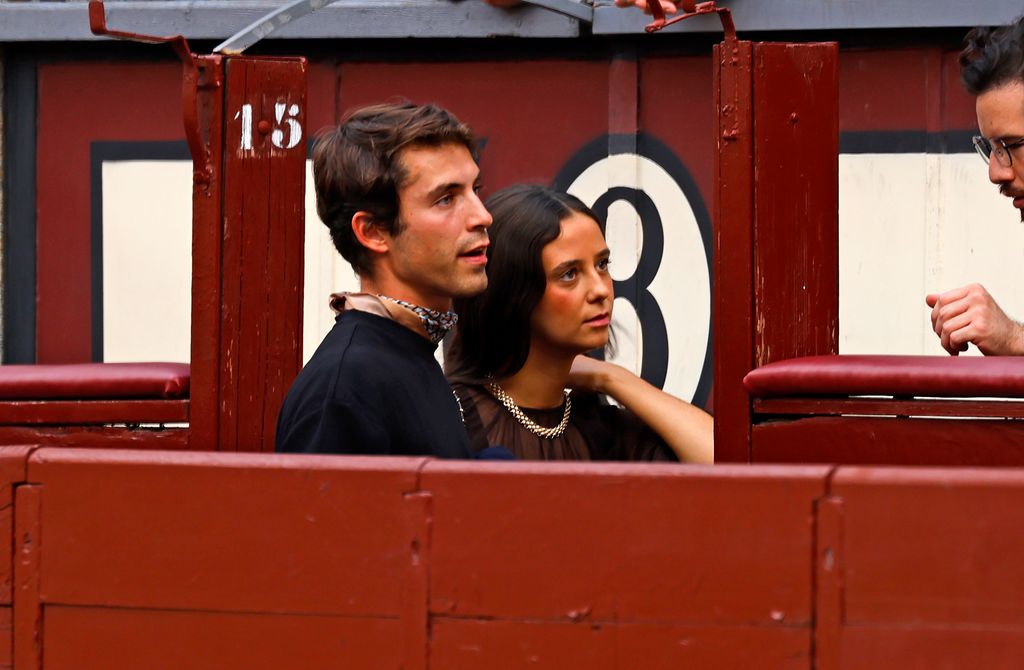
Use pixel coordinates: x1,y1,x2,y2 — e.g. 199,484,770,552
450,381,496,406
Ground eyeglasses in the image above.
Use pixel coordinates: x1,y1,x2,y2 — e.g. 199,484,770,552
973,135,1024,168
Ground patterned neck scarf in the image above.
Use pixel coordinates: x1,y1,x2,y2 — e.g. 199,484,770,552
376,295,458,344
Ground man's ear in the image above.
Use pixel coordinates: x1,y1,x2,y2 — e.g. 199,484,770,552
351,212,390,254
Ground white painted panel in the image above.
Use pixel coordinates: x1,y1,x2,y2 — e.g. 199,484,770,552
839,153,1024,357
102,159,352,367
102,161,192,363
101,152,1024,381
302,159,362,364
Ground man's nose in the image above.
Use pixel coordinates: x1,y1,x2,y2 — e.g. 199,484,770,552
989,157,1014,184
468,192,493,229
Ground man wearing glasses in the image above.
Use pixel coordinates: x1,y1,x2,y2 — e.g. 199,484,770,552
927,17,1024,356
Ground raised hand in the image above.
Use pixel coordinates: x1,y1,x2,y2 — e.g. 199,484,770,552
926,283,1024,356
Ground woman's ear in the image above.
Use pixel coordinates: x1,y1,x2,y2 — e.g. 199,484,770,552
351,212,389,254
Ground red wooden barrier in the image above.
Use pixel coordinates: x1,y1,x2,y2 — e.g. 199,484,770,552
19,450,420,667
424,462,825,668
818,467,1024,668
10,448,826,668
193,56,307,452
714,41,840,463
0,447,33,670
1,447,1021,667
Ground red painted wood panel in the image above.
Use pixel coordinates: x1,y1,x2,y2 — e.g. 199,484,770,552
423,461,830,624
336,60,609,195
836,628,1024,670
36,63,185,363
813,496,843,670
218,57,306,452
754,396,1024,419
713,40,755,462
752,417,1024,465
838,48,976,132
431,620,810,669
0,607,11,670
13,485,40,670
828,467,1024,667
0,448,32,610
188,55,227,453
0,427,188,451
27,449,424,615
640,55,714,207
752,42,839,369
834,467,1024,626
42,607,401,669
715,41,838,462
0,400,187,425
15,447,1024,666
306,60,338,138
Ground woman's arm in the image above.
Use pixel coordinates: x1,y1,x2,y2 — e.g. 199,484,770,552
567,355,713,463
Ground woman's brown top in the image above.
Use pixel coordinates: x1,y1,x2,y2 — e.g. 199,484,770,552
451,382,677,462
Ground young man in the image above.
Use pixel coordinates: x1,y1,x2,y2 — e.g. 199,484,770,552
276,103,492,456
927,18,1024,356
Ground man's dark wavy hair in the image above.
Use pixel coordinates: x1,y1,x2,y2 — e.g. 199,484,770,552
312,102,477,277
961,16,1024,95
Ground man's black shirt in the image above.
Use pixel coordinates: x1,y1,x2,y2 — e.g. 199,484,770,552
275,310,472,458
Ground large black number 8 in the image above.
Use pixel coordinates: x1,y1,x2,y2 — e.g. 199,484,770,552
589,187,668,390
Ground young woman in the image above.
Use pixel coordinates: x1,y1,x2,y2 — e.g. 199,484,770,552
446,184,713,462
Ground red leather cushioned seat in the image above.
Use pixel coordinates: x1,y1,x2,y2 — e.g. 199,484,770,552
744,355,1024,399
0,363,190,400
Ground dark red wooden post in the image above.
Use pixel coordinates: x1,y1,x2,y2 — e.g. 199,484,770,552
188,55,226,453
190,56,307,452
752,44,839,372
714,42,839,462
713,39,755,463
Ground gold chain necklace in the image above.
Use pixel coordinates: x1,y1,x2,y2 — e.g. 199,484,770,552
487,383,572,439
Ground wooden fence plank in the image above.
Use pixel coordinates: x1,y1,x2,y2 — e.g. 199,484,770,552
431,620,810,669
424,462,829,625
28,449,424,616
753,418,1024,465
42,607,401,669
830,467,1024,667
13,485,40,670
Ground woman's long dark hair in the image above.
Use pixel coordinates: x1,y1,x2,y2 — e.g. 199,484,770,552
446,184,603,383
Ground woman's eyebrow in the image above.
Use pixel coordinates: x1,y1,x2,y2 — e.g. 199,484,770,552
551,259,580,274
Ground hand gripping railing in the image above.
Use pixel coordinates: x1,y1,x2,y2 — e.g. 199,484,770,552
645,0,736,41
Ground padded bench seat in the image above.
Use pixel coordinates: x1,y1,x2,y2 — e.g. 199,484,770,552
0,363,190,428
744,355,1024,400
743,355,1024,466
0,363,190,400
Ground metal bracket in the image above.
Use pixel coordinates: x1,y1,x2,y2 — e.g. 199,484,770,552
645,0,736,40
88,0,217,186
519,0,594,22
214,0,333,55
215,0,593,54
